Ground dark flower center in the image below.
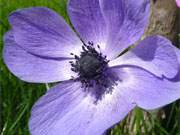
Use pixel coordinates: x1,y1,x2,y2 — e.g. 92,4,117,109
70,42,120,101
79,54,103,78
70,42,109,87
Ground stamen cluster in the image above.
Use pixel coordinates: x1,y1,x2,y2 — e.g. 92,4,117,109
70,42,109,88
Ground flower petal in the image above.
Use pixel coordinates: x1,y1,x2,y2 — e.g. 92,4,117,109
68,0,150,59
29,79,135,135
8,7,82,58
110,66,180,110
3,31,76,83
29,81,86,135
68,0,107,50
176,0,180,7
109,36,179,78
101,0,150,59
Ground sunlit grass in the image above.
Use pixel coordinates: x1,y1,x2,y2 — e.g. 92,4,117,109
0,0,179,134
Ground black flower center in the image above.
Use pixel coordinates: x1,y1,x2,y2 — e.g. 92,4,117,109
70,42,109,87
70,42,120,101
79,54,102,78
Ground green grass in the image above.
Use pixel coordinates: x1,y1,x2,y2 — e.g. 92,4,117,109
0,0,179,135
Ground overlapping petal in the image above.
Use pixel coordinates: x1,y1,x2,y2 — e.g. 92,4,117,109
68,0,150,59
29,81,86,135
99,0,150,59
109,36,179,78
29,78,135,135
110,67,180,110
68,0,107,50
8,7,82,58
3,31,77,83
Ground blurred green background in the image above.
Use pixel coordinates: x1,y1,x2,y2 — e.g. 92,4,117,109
0,0,179,135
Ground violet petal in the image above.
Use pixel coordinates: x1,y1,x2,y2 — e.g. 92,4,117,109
29,80,135,135
3,31,77,83
68,0,150,59
29,81,86,135
8,7,82,58
110,66,180,110
68,0,107,51
109,35,179,78
100,0,150,59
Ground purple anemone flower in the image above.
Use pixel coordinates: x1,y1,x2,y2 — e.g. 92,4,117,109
3,0,180,135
